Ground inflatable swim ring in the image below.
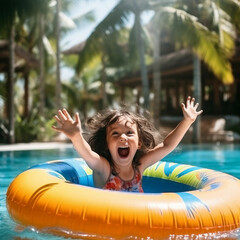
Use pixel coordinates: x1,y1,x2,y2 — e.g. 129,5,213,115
6,158,240,239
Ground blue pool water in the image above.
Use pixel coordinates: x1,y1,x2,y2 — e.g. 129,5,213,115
1,143,240,240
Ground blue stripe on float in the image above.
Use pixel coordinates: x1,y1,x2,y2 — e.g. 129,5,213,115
30,161,80,184
30,159,94,187
163,162,180,176
177,192,210,219
63,159,94,187
208,182,221,191
154,161,163,170
176,166,201,178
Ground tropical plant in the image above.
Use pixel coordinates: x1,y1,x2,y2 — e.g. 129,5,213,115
143,0,240,141
0,0,50,143
164,0,240,142
55,0,62,110
0,0,83,143
85,0,240,142
74,0,154,109
15,108,56,142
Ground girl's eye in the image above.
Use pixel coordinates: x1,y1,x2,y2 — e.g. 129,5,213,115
112,132,119,136
127,131,134,135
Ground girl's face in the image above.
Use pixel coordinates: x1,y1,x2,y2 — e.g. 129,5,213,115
106,115,141,168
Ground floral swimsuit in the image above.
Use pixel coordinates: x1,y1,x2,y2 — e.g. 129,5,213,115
103,168,143,192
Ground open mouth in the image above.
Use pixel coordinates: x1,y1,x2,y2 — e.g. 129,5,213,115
118,147,130,158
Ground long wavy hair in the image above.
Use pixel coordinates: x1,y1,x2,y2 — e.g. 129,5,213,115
85,107,161,169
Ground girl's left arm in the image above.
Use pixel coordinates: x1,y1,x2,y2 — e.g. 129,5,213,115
140,96,203,171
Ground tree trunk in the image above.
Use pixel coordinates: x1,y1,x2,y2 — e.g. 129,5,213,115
56,0,62,109
135,12,149,109
39,13,45,116
23,68,29,118
192,54,202,143
153,14,161,128
7,24,15,143
101,53,107,109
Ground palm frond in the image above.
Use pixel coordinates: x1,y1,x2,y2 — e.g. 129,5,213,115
76,0,131,73
72,9,96,26
160,7,234,84
0,0,50,27
218,0,240,30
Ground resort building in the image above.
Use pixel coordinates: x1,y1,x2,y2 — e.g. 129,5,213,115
116,41,240,117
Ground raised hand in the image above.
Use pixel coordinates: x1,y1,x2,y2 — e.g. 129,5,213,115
181,96,203,122
52,109,82,139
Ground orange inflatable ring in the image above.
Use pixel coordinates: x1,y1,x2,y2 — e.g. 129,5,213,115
6,158,240,239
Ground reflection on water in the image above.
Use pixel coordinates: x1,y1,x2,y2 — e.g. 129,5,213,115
169,229,240,240
1,144,240,240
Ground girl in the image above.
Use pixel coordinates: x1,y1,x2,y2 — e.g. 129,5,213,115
52,96,202,192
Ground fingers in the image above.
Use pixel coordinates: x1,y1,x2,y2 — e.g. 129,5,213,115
57,109,67,122
58,108,73,120
186,96,191,107
181,102,186,110
54,114,62,125
75,112,80,123
183,96,203,114
51,125,62,132
52,110,81,135
53,109,80,125
55,109,72,122
191,97,195,107
52,113,64,131
197,109,203,115
185,96,200,108
186,96,195,107
62,109,72,120
194,102,199,110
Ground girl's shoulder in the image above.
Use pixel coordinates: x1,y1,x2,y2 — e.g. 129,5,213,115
138,143,164,173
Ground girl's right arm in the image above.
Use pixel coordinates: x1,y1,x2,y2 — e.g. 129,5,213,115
52,109,109,174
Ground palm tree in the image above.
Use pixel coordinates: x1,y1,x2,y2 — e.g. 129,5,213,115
0,0,50,143
38,12,46,116
130,1,151,108
68,0,239,139
8,24,15,143
54,0,84,110
55,0,62,110
149,0,240,142
150,13,161,128
75,0,153,109
192,0,239,142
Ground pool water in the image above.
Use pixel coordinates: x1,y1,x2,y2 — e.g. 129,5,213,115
1,143,240,240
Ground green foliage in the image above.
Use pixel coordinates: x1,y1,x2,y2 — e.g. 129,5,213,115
0,0,50,27
15,109,56,143
159,6,234,84
0,80,6,100
0,119,8,143
219,0,240,30
76,0,132,73
1,0,240,143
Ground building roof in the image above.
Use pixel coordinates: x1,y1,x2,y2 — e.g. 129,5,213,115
0,40,39,73
117,49,193,87
62,41,86,55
